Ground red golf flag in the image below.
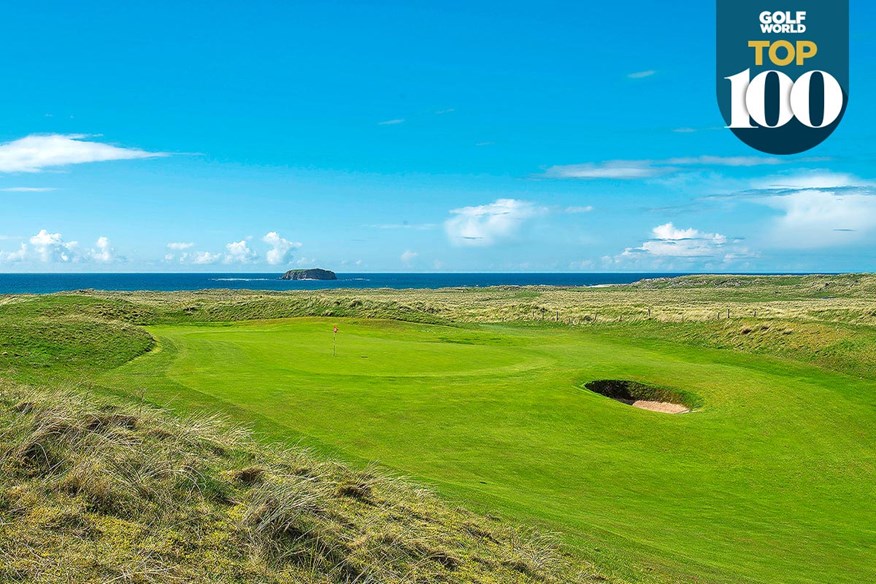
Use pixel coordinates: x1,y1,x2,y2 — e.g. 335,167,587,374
333,326,338,334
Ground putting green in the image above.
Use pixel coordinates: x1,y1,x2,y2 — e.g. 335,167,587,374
99,318,876,583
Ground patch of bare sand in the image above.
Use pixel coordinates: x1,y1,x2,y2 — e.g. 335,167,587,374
631,400,690,414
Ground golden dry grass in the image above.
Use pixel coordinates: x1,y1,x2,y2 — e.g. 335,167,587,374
0,382,600,583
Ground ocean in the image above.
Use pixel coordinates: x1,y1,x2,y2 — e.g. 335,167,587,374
0,273,691,295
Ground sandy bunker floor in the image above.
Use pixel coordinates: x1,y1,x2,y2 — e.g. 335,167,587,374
629,400,690,414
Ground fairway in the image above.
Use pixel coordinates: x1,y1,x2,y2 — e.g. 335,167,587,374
99,318,876,583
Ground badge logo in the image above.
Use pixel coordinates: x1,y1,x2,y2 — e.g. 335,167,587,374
717,1,849,155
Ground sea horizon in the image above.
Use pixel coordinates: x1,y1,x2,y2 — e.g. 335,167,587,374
0,271,845,295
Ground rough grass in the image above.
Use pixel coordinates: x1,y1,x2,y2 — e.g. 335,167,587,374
0,383,598,583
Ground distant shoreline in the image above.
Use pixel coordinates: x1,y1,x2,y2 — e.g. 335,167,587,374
0,272,851,295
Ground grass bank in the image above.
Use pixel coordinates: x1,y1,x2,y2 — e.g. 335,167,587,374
0,382,593,583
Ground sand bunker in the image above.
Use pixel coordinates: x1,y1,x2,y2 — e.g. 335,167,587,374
584,380,692,414
629,400,690,414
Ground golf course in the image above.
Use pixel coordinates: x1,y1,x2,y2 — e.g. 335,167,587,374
2,275,875,583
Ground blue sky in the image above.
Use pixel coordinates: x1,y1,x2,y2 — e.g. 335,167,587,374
1,1,875,273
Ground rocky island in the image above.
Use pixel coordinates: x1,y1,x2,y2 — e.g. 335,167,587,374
280,268,337,281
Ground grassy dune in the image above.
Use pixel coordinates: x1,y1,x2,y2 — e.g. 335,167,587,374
0,384,588,583
2,275,876,583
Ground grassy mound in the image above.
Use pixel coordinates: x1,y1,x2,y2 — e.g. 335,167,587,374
0,384,596,583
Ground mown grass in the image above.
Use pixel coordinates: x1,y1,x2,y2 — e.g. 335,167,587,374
2,275,876,583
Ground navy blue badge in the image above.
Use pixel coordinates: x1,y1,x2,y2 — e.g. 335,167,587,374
717,1,849,155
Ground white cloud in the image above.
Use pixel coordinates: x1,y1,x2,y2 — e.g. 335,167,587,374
734,172,876,248
623,223,729,258
544,156,785,180
564,205,594,214
545,161,660,179
29,229,79,263
192,251,222,265
163,234,303,266
445,199,545,247
0,187,57,192
762,190,876,248
400,250,418,265
627,70,656,79
667,156,783,167
262,231,302,265
89,236,114,263
164,242,195,263
0,134,167,173
751,171,872,192
224,239,257,264
0,230,121,264
378,119,405,126
652,223,701,241
0,243,27,263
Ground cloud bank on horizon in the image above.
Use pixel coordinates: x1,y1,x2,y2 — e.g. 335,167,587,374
1,1,875,273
